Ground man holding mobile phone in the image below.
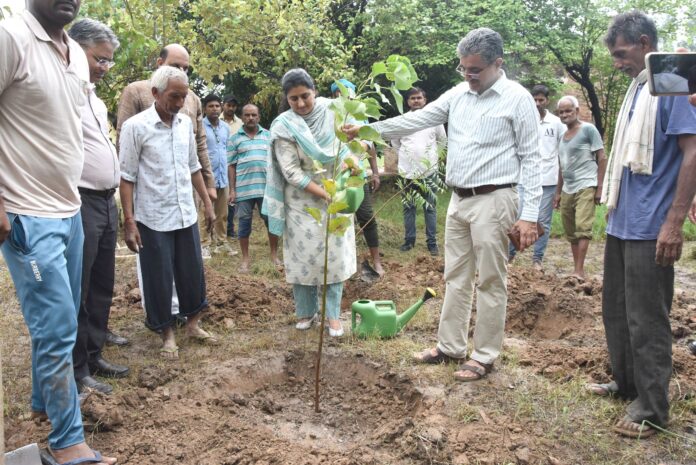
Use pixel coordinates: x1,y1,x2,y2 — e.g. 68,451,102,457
600,11,696,438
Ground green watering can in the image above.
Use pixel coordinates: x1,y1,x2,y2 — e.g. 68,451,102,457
333,169,364,214
351,288,437,339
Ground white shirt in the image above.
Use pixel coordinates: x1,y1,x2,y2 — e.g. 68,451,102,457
537,110,565,186
372,72,542,222
119,105,202,232
0,11,90,217
80,85,120,190
390,114,446,179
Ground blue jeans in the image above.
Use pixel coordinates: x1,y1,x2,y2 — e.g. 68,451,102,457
237,197,269,238
509,185,556,262
1,213,85,450
293,283,344,320
401,175,437,247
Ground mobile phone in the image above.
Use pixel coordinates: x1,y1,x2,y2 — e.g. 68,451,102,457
645,52,696,96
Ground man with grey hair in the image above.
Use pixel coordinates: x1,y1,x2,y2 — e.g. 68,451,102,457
598,11,696,438
343,28,541,382
118,43,213,327
119,66,217,359
68,18,129,396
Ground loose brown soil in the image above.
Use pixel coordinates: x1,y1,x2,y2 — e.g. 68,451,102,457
3,240,696,464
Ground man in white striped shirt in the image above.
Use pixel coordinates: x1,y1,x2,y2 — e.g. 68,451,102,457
344,28,541,382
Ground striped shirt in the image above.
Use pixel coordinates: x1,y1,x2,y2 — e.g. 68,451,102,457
372,72,542,222
227,126,271,201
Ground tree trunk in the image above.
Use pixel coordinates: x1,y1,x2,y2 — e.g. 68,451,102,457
565,67,605,137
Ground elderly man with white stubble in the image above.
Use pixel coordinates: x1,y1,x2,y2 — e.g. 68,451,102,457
119,66,218,359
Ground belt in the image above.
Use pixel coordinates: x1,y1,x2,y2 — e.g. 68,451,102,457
453,183,516,198
78,187,116,199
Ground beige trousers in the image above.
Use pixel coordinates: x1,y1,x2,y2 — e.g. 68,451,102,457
437,187,518,364
198,187,229,246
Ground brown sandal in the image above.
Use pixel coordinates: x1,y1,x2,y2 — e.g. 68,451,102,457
413,347,464,365
612,416,657,439
453,361,493,382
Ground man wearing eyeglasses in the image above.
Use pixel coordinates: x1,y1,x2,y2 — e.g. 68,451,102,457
67,18,130,396
343,28,541,382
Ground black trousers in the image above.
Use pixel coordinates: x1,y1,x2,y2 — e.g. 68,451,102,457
137,222,208,331
73,192,118,379
355,183,379,248
602,235,673,426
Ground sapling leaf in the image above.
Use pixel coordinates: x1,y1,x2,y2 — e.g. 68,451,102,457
335,80,350,98
346,176,366,188
344,100,367,121
322,179,337,196
305,207,322,224
389,85,404,114
344,157,356,168
328,201,349,214
348,140,366,154
371,61,387,77
328,216,351,235
358,126,381,142
335,129,349,143
373,84,390,104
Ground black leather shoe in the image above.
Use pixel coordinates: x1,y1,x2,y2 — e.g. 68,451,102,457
400,242,414,252
89,357,130,378
105,330,129,346
428,245,440,256
77,375,113,395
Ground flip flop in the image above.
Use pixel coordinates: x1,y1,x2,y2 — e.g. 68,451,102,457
612,416,657,439
586,381,619,397
413,347,464,365
188,332,220,345
159,345,179,359
453,361,493,382
41,447,112,465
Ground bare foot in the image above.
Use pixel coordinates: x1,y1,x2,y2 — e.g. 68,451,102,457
239,260,250,273
50,442,116,465
373,262,385,277
273,258,284,271
327,319,342,330
571,272,586,280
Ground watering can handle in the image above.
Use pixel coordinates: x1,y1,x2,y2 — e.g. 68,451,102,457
374,301,396,308
351,308,357,330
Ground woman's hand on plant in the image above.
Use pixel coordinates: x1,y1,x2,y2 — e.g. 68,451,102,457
341,124,362,140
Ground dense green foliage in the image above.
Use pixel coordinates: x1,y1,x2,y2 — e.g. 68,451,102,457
49,0,696,133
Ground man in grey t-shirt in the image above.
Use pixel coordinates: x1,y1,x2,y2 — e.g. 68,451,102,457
553,96,606,279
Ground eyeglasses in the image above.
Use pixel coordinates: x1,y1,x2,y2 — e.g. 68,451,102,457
455,64,480,80
93,55,116,69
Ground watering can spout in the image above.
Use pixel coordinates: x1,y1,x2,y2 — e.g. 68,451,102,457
396,287,436,331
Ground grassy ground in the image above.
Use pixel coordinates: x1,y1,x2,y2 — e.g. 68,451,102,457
2,180,696,464
373,177,696,244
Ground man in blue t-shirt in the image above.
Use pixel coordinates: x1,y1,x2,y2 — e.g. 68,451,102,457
599,12,696,439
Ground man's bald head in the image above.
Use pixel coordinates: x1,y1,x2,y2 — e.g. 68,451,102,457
156,44,190,73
